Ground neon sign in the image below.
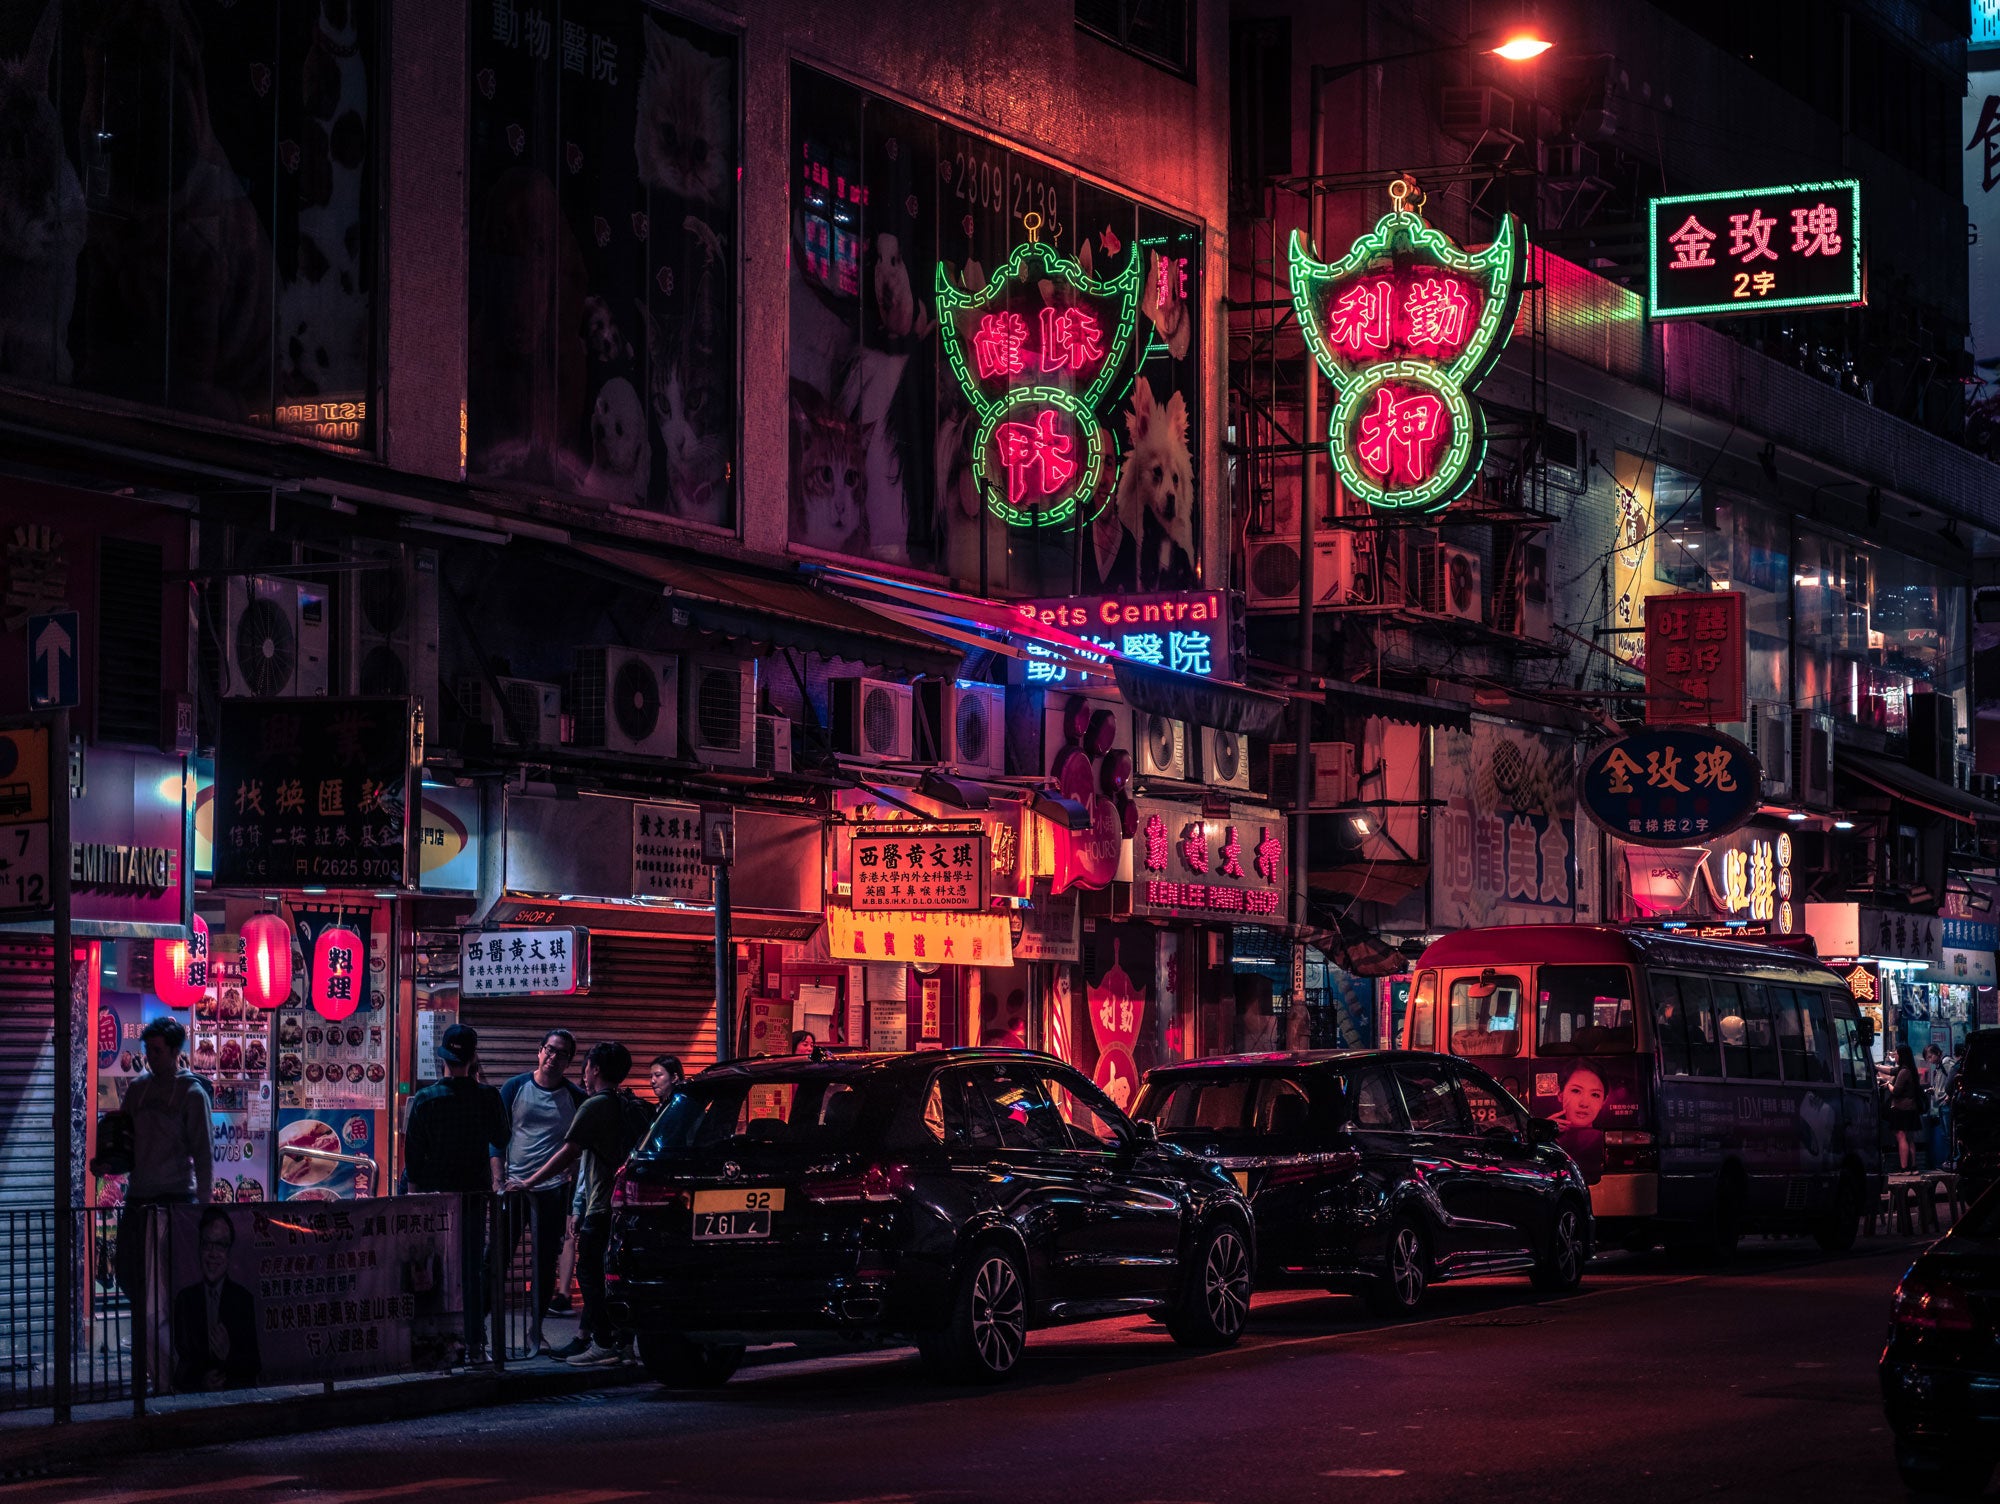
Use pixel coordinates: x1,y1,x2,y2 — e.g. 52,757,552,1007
1289,177,1524,515
1016,590,1227,683
938,213,1141,528
1647,180,1862,320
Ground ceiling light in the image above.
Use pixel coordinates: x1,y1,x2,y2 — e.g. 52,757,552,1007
1833,819,1855,830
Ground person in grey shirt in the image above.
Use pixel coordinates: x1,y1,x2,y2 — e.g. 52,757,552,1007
498,1029,583,1356
109,1016,212,1305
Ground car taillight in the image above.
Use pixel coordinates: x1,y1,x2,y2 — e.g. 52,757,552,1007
801,1162,915,1204
1894,1272,1978,1334
611,1170,686,1209
1256,1151,1361,1189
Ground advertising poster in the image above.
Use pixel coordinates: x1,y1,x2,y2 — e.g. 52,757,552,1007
210,1103,274,1207
1081,923,1159,1111
164,1197,461,1391
276,1106,380,1201
1527,1057,1647,1186
1431,718,1576,930
278,909,387,1113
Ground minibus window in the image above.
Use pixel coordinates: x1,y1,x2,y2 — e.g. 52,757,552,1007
1409,972,1437,1049
1716,981,1780,1080
1536,966,1635,1054
1678,975,1722,1076
1449,972,1523,1059
1652,974,1690,1077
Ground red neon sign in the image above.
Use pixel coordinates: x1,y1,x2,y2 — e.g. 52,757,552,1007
972,312,1029,379
1037,306,1106,374
994,409,1079,504
1142,880,1283,916
1355,386,1448,487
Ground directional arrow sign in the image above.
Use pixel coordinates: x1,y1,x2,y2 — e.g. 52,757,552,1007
27,609,78,711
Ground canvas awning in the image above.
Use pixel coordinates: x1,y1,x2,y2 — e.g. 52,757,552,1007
1839,750,2000,827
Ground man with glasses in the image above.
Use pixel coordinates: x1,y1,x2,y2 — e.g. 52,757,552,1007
499,1029,585,1357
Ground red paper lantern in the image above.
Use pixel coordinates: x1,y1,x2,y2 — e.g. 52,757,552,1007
310,924,366,1022
242,912,293,1011
152,913,209,1010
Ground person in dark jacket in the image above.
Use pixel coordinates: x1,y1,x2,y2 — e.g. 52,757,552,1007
171,1208,260,1391
402,1024,508,1362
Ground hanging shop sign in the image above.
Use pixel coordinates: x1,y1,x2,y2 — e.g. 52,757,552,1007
459,928,589,998
1705,829,1796,933
1648,179,1863,320
1644,590,1745,725
1578,728,1761,846
213,698,416,888
1944,947,1999,986
1945,915,2000,952
1288,176,1524,515
936,215,1142,529
1129,798,1285,918
1013,879,1081,963
851,821,986,912
632,801,711,902
825,906,1014,967
1839,961,1881,1004
1017,591,1227,682
1804,902,1943,966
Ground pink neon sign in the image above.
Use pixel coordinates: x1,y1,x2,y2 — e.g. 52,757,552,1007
994,409,1079,504
1355,386,1448,488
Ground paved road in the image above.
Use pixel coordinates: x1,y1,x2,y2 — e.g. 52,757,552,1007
10,1237,1929,1504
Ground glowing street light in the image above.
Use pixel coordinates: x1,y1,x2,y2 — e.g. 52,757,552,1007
1490,34,1555,61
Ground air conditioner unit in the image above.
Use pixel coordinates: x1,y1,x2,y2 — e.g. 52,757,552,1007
914,681,1007,777
684,655,757,768
1746,700,1792,801
1542,140,1601,182
1199,726,1251,791
830,676,914,764
224,575,329,698
1133,711,1186,781
1245,535,1345,612
1439,85,1515,141
457,675,562,746
342,543,439,733
755,713,793,775
572,647,679,757
1438,545,1483,623
1405,529,1443,614
1496,536,1552,641
1043,692,1126,777
1794,709,1835,810
1269,740,1358,808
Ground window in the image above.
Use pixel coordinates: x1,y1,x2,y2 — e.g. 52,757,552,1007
1408,971,1437,1049
975,1069,1072,1154
1145,1077,1255,1130
1771,987,1831,1084
1716,981,1779,1080
1344,1066,1408,1131
1449,973,1523,1059
1794,991,1835,1084
1537,966,1636,1054
1044,1072,1129,1152
646,1076,874,1152
1253,1079,1313,1137
1831,1014,1870,1089
1076,0,1194,78
1652,974,1690,1078
1394,1062,1470,1135
1457,1072,1527,1137
1676,975,1723,1077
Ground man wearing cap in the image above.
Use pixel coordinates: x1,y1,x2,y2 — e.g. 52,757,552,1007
402,1024,509,1362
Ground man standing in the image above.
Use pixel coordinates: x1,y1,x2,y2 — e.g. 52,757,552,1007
106,1017,213,1306
510,1041,641,1368
403,1024,508,1362
171,1208,260,1390
499,1029,584,1357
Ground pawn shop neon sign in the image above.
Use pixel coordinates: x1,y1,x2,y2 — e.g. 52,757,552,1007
1289,178,1525,514
937,212,1141,528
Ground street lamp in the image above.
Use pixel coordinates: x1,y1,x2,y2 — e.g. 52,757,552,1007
1490,33,1556,61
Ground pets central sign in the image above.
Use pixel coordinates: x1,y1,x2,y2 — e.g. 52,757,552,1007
1015,590,1227,681
1288,177,1524,515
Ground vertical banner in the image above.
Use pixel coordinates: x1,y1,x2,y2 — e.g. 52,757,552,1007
1644,591,1745,724
1431,719,1576,930
1082,923,1156,1111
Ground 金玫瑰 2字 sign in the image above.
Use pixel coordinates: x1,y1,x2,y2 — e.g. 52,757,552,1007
1578,728,1761,846
1648,180,1862,320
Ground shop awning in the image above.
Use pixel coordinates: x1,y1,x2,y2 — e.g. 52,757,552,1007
552,542,962,676
1839,750,2000,827
482,896,824,942
1309,861,1429,906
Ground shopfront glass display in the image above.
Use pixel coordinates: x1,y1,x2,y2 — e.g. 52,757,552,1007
1796,530,1964,733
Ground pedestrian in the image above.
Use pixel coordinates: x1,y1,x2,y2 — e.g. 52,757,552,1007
1890,1044,1925,1172
402,1024,509,1363
499,1029,585,1358
790,1030,817,1056
99,1016,213,1308
509,1041,643,1367
649,1052,684,1104
1927,1043,1957,1169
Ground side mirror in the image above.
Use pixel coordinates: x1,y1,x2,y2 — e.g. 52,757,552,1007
1483,1123,1523,1143
1527,1117,1560,1146
1127,1119,1159,1146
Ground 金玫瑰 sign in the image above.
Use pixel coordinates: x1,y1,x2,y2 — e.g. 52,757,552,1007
1578,728,1761,846
1017,591,1228,682
1129,798,1285,918
1648,180,1862,320
1644,591,1745,725
458,928,589,998
851,821,986,912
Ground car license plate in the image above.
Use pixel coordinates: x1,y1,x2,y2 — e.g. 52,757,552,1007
691,1188,784,1241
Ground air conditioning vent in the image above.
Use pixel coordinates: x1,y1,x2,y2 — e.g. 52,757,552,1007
1746,700,1792,801
1495,536,1551,641
830,676,913,764
1133,712,1186,781
224,576,329,698
572,647,679,757
1245,534,1377,611
1199,726,1251,790
684,656,757,768
1439,85,1515,141
343,543,440,736
1405,530,1443,615
1794,710,1835,810
914,681,1006,777
1438,545,1483,623
755,713,793,775
457,675,562,746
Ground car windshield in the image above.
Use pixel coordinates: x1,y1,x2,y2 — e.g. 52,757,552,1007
1140,1075,1313,1137
641,1074,873,1154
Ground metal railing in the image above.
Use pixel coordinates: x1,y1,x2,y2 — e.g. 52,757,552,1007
1,1208,135,1413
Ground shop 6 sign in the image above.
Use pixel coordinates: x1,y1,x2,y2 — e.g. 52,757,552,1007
1288,177,1524,515
936,215,1141,529
1578,728,1760,846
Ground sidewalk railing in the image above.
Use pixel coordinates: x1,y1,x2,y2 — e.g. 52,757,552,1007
1,1207,133,1413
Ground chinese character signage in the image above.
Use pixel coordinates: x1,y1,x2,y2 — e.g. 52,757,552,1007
213,699,415,888
852,821,986,912
1128,798,1285,919
1804,903,1942,967
1289,177,1524,515
1016,591,1226,682
1644,590,1745,724
1579,727,1760,847
1433,720,1576,929
1648,180,1862,320
459,928,590,998
1946,915,2000,952
825,906,1014,966
632,802,710,902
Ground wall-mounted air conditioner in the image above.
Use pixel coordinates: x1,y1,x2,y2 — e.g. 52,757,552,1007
458,675,562,747
755,713,793,775
572,647,679,757
684,655,757,768
225,576,329,698
1133,711,1186,781
831,676,914,764
1199,726,1251,791
342,543,438,731
1746,700,1792,802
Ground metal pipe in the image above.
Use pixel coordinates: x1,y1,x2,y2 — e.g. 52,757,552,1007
1294,68,1327,934
50,710,72,1425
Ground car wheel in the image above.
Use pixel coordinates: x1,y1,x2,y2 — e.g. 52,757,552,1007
1813,1171,1862,1254
1166,1220,1252,1349
919,1243,1028,1384
635,1332,743,1389
1530,1199,1587,1294
1364,1216,1429,1317
1896,1441,1993,1497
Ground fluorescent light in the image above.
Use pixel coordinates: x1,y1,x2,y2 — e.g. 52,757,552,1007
1833,819,1855,830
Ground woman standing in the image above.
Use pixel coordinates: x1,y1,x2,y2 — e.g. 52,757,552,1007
1889,1045,1925,1171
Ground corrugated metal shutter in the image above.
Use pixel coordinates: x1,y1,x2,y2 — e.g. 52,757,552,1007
0,940,57,1213
461,936,718,1085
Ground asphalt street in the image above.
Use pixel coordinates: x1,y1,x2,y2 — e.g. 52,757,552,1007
4,1235,1933,1504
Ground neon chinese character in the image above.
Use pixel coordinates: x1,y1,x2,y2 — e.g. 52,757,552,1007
1038,306,1106,373
1749,271,1776,297
1024,643,1066,683
1143,815,1169,871
994,410,1077,503
1748,840,1776,922
1790,202,1842,257
1325,279,1392,357
1121,632,1165,665
1666,215,1717,269
1355,387,1446,486
971,312,1028,378
1403,278,1472,348
1727,209,1778,263
1180,822,1208,874
1168,631,1212,676
1254,827,1282,881
1645,748,1690,792
1601,748,1644,795
1693,748,1737,791
1218,826,1244,878
1722,848,1750,912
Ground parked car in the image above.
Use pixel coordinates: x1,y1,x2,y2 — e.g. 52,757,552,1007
1950,1031,2000,1202
606,1049,1255,1387
1131,1050,1592,1316
1880,1186,2000,1495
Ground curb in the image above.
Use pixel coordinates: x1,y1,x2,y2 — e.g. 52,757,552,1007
0,1361,648,1478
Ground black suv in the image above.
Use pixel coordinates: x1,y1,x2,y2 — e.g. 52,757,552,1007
1133,1050,1592,1316
606,1049,1255,1386
1951,1030,2000,1202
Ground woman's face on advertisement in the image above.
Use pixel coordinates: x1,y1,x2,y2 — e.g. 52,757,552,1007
1557,1069,1606,1129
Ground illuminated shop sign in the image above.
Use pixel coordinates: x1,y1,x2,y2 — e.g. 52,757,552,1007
1016,590,1225,682
1647,180,1862,320
851,821,987,913
1709,831,1794,932
268,399,369,446
1578,727,1761,846
1644,590,1745,725
825,906,1014,966
1130,797,1284,918
1288,176,1524,515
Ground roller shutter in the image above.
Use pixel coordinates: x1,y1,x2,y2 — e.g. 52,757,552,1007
0,940,58,1213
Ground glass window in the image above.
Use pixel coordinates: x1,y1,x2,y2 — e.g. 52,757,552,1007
976,1069,1071,1153
1043,1072,1129,1152
1831,1015,1868,1088
1652,974,1690,1077
1536,966,1637,1054
1343,1066,1408,1130
1715,981,1780,1080
1252,1079,1313,1137
1394,1061,1471,1134
1678,975,1723,1077
1770,987,1808,1082
1448,972,1523,1059
1795,529,1966,731
1144,1077,1255,1130
1408,971,1437,1049
645,1075,875,1152
1794,991,1835,1083
1457,1071,1527,1136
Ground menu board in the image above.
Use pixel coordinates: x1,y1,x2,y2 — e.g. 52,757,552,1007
276,908,390,1113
